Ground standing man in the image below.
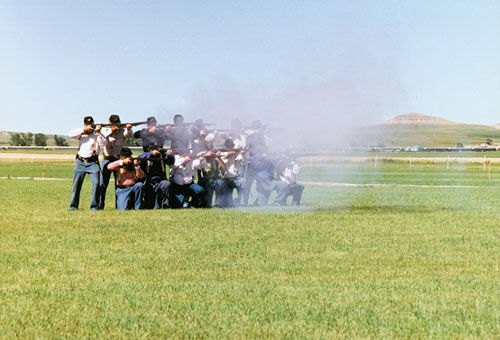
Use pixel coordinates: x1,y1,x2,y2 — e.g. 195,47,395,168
165,114,192,153
99,114,133,209
107,147,145,210
133,116,168,151
68,116,107,211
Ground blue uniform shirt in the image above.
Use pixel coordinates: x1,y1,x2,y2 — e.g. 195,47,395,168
137,151,175,182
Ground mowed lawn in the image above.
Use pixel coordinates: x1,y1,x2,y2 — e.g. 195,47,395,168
1,161,500,338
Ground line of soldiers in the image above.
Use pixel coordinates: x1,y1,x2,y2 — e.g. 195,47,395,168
68,114,304,211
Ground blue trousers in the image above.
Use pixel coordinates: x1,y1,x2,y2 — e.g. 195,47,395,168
198,177,217,208
255,178,280,206
170,182,205,208
115,182,144,210
98,158,117,209
274,182,304,206
242,166,257,206
214,177,247,208
69,159,101,210
143,180,171,209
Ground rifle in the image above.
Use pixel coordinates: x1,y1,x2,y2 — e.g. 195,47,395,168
216,147,248,153
132,157,172,162
132,156,174,173
197,148,248,158
158,122,214,129
96,121,147,128
210,128,240,134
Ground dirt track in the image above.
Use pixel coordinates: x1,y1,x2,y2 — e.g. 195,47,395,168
0,152,498,164
298,155,500,164
1,176,497,189
0,153,74,162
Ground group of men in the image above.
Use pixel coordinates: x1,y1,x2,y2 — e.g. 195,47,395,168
68,114,304,211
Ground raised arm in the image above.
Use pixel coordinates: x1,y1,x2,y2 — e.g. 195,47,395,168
69,128,84,139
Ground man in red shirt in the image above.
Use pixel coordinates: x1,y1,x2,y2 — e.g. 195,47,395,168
107,147,145,210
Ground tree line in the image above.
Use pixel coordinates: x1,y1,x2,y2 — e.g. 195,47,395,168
9,133,69,146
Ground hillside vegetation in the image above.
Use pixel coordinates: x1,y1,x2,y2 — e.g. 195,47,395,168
355,123,500,147
0,131,78,146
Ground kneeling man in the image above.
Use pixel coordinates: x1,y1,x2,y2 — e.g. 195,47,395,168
107,147,145,210
170,149,206,208
214,138,247,207
275,156,304,206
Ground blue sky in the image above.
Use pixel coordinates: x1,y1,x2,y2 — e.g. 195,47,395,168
0,0,498,134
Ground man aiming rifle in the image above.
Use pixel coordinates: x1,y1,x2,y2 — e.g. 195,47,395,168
68,116,107,211
136,144,175,209
99,114,134,209
107,147,145,210
214,138,248,208
133,116,168,151
169,148,206,208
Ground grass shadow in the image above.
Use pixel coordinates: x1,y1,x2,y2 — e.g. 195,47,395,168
311,205,461,214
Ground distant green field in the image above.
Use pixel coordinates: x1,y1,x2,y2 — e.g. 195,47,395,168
355,123,500,147
2,160,500,338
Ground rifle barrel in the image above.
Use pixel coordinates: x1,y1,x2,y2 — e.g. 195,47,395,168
133,157,171,161
99,121,147,128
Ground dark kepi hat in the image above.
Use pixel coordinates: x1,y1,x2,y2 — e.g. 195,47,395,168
147,116,157,125
109,114,121,124
84,116,94,125
224,137,235,149
195,119,204,128
173,114,184,123
120,147,133,157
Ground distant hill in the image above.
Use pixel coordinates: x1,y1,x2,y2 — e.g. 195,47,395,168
384,113,456,125
353,113,500,147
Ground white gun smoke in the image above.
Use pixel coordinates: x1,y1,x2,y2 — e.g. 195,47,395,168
179,60,407,151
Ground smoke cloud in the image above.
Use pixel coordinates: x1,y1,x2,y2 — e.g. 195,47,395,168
179,55,407,150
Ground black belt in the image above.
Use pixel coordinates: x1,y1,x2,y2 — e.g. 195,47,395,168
104,155,118,161
76,154,98,163
116,185,133,189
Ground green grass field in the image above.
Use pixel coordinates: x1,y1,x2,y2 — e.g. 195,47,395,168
2,158,500,339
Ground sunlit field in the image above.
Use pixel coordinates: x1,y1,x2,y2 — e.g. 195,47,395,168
1,155,500,339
